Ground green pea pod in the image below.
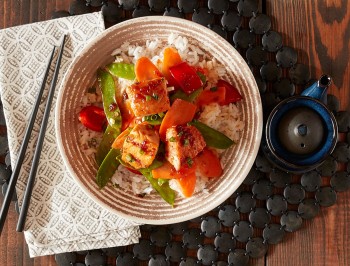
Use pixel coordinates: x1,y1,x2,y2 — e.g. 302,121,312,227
96,148,121,189
98,69,122,130
189,120,234,149
95,125,120,166
170,88,203,103
107,62,136,80
139,161,176,206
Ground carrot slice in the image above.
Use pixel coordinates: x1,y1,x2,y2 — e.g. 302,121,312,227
176,170,197,197
162,47,182,86
111,127,132,149
194,148,223,178
135,57,162,81
197,87,226,107
159,99,197,140
152,161,180,179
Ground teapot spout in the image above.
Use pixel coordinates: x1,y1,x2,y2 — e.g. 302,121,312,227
301,74,331,104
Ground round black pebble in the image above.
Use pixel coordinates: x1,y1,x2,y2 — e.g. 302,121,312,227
233,29,255,49
148,0,170,12
276,46,298,68
289,63,311,85
85,250,107,266
315,187,337,207
280,211,303,232
235,192,256,213
165,242,187,263
102,246,123,257
149,255,169,266
164,7,184,18
214,232,236,253
263,223,285,244
301,170,321,192
177,0,198,13
332,142,350,163
192,8,214,26
69,0,91,15
255,154,273,173
283,184,305,204
218,204,240,227
183,228,204,249
118,0,139,10
233,221,253,243
260,61,282,82
249,208,271,229
272,78,295,99
102,1,124,23
246,46,268,67
116,252,137,266
228,249,249,266
208,24,228,39
132,5,154,18
1,182,17,201
208,0,229,15
249,14,271,34
327,94,340,113
298,199,320,220
254,74,267,94
133,239,153,260
51,10,70,19
243,166,263,185
87,0,104,7
179,257,197,266
197,245,218,265
221,10,241,31
262,31,283,52
262,92,281,114
169,221,188,235
266,195,288,216
237,0,258,17
201,216,222,238
269,168,292,188
331,171,350,192
252,178,273,200
141,224,156,232
246,237,268,258
316,156,337,177
335,111,350,132
150,227,172,247
55,252,77,266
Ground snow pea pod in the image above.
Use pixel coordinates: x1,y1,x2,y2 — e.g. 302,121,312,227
98,69,122,130
139,160,176,206
189,120,234,149
96,148,121,189
95,125,120,166
107,62,135,80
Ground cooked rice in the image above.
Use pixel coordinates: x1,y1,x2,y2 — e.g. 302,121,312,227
79,33,244,198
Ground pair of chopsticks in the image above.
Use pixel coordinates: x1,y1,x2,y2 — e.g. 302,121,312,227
0,35,67,235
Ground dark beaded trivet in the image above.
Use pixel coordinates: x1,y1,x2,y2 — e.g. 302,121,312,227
1,0,349,265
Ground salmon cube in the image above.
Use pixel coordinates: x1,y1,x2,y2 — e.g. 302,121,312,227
165,125,206,171
126,78,170,117
122,123,160,169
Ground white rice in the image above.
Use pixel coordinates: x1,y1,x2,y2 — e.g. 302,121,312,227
79,33,244,198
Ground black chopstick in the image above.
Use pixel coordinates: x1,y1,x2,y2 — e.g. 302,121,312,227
16,35,67,232
0,47,58,236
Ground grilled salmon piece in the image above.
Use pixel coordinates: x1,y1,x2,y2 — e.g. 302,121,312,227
122,123,160,169
165,125,206,171
126,78,170,117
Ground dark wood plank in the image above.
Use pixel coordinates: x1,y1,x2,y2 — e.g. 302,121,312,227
265,0,350,265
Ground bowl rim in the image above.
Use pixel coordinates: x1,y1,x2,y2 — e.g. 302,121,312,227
55,16,263,224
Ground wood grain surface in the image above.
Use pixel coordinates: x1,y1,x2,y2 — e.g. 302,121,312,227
0,0,349,265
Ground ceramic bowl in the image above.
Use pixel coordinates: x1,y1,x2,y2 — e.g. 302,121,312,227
55,16,262,224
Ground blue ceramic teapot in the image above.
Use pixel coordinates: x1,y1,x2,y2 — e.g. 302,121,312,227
263,75,338,173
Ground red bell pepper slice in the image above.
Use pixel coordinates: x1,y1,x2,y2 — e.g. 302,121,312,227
78,105,107,132
217,79,243,105
197,87,226,107
169,62,203,94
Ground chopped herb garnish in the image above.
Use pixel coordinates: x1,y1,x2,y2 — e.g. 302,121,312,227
183,139,190,146
139,149,145,155
169,136,176,142
197,71,207,84
177,131,184,137
145,95,152,101
158,112,165,118
210,87,218,92
126,154,134,162
186,157,193,167
152,93,159,100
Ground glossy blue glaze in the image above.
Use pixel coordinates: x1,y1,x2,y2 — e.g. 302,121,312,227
300,74,331,104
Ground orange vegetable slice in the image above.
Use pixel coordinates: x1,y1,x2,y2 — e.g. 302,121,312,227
135,57,162,82
194,148,223,178
162,47,182,86
197,87,226,107
159,99,197,141
176,168,197,197
152,161,180,179
111,127,132,149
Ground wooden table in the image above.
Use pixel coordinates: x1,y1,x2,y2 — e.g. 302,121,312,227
1,0,349,265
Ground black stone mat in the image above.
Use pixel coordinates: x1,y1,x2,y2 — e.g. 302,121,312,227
1,0,349,265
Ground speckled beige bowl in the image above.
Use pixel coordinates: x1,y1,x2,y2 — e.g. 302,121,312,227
56,16,262,224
